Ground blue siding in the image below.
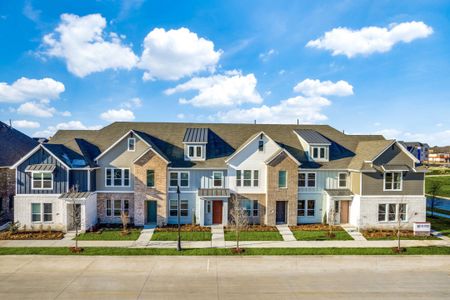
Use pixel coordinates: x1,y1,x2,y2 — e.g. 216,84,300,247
17,148,68,194
90,170,96,191
69,170,89,192
168,169,228,192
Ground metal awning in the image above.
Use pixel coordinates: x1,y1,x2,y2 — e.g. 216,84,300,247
59,192,92,199
198,188,230,197
381,164,410,172
25,164,56,172
325,189,354,197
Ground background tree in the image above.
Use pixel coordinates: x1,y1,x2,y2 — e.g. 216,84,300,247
229,195,248,253
428,181,442,218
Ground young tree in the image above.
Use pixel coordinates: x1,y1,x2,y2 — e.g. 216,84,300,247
394,197,416,253
229,195,248,253
120,211,129,235
328,203,337,238
428,181,442,218
68,185,82,250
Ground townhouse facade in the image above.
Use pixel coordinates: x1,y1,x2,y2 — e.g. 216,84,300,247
10,122,426,231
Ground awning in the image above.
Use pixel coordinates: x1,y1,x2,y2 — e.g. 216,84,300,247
59,192,92,199
25,164,56,172
325,189,354,197
381,164,410,172
198,188,230,197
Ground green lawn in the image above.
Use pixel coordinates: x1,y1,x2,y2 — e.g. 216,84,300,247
428,216,450,237
1,247,450,255
76,228,141,241
291,230,353,241
151,231,212,241
425,175,450,198
224,230,283,241
364,235,439,241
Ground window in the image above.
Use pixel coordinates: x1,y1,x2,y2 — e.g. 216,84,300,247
31,203,52,222
187,145,203,159
378,203,407,222
298,200,315,217
128,138,135,151
278,170,287,188
106,199,112,216
384,172,402,191
298,172,316,187
114,200,122,216
169,199,189,217
258,140,264,151
236,170,259,187
242,200,258,216
338,173,347,188
169,172,189,187
334,201,339,213
146,170,155,187
106,199,128,217
311,146,327,160
105,168,130,187
213,171,223,188
32,172,53,190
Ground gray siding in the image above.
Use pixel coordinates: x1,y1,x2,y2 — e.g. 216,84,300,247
17,148,68,194
168,169,228,192
361,172,424,195
69,170,88,192
374,143,414,168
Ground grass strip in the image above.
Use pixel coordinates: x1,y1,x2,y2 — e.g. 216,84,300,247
151,231,212,241
76,229,141,241
224,231,283,241
291,230,353,241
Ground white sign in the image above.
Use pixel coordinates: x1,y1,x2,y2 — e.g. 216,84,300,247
413,222,431,236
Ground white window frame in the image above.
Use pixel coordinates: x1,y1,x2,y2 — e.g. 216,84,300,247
298,172,316,188
127,137,136,152
169,171,190,188
105,168,130,187
378,203,408,222
236,169,259,187
31,171,53,190
338,172,347,188
298,199,315,217
169,199,189,217
31,203,53,223
242,199,259,217
311,146,328,161
106,199,129,217
187,145,203,160
383,171,403,191
212,171,224,188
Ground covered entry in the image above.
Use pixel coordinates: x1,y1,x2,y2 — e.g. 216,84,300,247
276,201,287,224
59,192,97,232
198,188,230,226
325,189,354,225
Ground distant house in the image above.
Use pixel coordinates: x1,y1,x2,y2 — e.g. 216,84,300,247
428,152,450,164
0,121,38,224
399,141,429,163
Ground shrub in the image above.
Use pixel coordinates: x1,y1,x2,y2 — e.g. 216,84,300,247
8,221,20,234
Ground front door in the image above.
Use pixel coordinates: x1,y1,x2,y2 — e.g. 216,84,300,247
147,200,157,224
212,201,223,224
276,201,286,224
340,201,349,224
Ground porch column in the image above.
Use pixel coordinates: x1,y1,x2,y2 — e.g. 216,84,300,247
222,200,228,226
199,199,205,226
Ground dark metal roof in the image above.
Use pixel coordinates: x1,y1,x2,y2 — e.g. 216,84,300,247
183,128,208,143
198,188,230,197
295,129,331,145
59,192,92,199
325,189,354,197
0,121,38,167
25,164,56,172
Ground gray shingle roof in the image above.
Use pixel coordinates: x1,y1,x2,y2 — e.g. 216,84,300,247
294,129,331,145
183,128,208,143
0,121,38,167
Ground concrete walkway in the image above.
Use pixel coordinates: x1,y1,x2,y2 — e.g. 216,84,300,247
133,228,155,247
276,225,296,241
341,224,367,241
211,225,225,248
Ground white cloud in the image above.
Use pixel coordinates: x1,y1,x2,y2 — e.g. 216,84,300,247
23,1,41,23
100,108,135,122
17,101,57,118
176,113,185,119
139,27,222,80
306,21,433,58
213,96,331,124
373,128,403,139
121,97,142,108
259,49,277,62
278,69,286,75
12,120,40,129
293,79,354,97
42,13,138,77
61,111,71,117
33,121,102,138
0,77,65,103
165,70,263,107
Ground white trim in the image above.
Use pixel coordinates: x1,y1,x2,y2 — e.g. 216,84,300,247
87,169,91,192
337,172,348,189
225,131,278,163
212,171,224,188
265,148,301,166
10,144,71,170
370,140,419,164
383,171,403,192
15,194,61,197
377,203,408,223
168,171,190,188
127,137,136,152
361,195,424,198
31,172,54,191
182,141,208,145
105,168,131,187
298,172,316,188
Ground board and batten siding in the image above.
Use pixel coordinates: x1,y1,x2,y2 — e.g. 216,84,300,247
69,170,89,192
298,170,349,193
168,169,228,192
16,148,68,194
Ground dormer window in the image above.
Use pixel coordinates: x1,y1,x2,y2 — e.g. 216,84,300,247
183,128,208,161
128,138,135,151
188,145,203,159
311,146,328,161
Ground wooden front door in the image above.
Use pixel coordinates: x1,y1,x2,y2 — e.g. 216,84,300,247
340,201,349,224
212,201,223,224
276,201,286,224
147,200,157,224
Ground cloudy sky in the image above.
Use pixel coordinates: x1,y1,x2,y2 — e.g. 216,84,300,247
1,1,449,145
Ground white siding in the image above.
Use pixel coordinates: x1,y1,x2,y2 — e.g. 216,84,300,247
84,193,97,231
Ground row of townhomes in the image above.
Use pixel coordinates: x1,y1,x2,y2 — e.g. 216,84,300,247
9,122,426,232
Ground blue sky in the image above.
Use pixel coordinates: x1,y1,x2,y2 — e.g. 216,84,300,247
1,0,449,145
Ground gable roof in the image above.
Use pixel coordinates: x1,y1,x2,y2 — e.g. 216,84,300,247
48,122,387,170
0,121,38,167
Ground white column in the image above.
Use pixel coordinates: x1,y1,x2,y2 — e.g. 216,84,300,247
199,199,205,226
222,200,228,226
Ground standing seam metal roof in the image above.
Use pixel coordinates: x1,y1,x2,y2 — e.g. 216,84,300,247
183,128,208,143
294,129,331,144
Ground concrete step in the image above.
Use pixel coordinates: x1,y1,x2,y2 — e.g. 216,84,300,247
276,225,297,242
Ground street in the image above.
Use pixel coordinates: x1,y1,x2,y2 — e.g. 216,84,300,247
0,255,449,299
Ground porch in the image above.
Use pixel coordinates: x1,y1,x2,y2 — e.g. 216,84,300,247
59,192,97,232
198,188,230,226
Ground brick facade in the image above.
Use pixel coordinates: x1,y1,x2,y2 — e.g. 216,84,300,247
96,192,135,224
236,193,266,224
133,150,168,226
0,168,15,221
266,152,298,225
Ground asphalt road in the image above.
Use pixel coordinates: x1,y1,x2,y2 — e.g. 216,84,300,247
0,255,449,299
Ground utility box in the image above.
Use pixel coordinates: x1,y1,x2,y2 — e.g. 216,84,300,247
413,222,431,236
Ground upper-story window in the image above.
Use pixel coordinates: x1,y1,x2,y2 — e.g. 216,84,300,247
278,170,287,188
128,138,136,151
212,171,223,188
147,170,155,188
106,168,130,187
298,172,316,187
169,171,189,187
311,146,328,160
236,170,259,187
384,172,402,191
185,145,205,161
338,173,347,188
258,140,264,151
32,172,53,190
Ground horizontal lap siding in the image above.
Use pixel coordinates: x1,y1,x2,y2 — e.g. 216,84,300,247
17,148,67,194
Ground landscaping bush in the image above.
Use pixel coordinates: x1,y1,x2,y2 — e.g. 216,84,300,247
362,229,438,240
0,231,64,240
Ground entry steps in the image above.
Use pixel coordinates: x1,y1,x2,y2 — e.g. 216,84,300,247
276,225,296,241
211,225,225,248
341,225,367,241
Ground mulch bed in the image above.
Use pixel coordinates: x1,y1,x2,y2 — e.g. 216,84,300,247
289,224,344,231
155,224,211,232
0,231,64,240
362,229,428,239
224,225,278,232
